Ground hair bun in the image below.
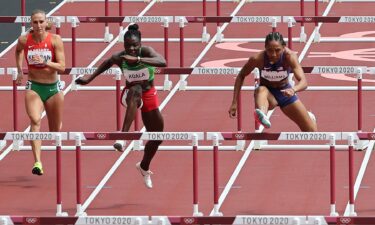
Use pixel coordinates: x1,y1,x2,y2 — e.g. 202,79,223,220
128,24,139,31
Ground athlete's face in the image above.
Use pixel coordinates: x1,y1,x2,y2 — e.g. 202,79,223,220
31,13,47,34
265,40,284,63
124,36,141,56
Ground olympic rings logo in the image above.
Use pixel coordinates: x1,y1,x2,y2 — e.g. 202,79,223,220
88,17,97,22
96,133,107,139
183,217,196,224
304,17,313,22
24,217,39,224
154,68,162,74
339,217,352,224
370,133,375,140
234,133,245,140
196,17,204,22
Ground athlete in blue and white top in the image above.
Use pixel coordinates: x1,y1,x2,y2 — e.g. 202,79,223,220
229,32,317,131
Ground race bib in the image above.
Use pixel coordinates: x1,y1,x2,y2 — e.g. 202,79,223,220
27,49,52,65
261,70,289,82
123,68,150,82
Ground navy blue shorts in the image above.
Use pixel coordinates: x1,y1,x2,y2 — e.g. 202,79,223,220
265,83,298,108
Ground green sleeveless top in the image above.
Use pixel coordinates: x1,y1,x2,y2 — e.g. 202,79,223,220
121,61,155,83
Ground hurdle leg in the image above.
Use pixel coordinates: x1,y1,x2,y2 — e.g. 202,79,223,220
329,134,339,216
202,26,210,43
356,69,369,151
104,26,114,42
55,134,68,217
192,134,203,216
75,134,87,216
212,134,223,216
348,135,357,216
313,27,321,43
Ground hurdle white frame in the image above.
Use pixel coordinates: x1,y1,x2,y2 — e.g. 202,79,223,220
71,132,205,216
0,215,359,225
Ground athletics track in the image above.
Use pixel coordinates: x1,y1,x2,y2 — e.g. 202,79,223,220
1,0,375,224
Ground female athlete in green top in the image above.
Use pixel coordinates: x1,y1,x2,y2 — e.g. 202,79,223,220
76,24,166,189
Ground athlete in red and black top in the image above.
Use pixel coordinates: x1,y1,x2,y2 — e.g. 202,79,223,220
15,9,66,175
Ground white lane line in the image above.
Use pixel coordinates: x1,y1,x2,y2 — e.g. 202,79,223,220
209,0,337,216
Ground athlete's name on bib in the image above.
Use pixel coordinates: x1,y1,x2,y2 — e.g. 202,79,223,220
261,70,288,81
123,68,150,82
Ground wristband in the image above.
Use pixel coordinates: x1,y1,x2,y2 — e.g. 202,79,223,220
137,56,141,63
292,88,297,95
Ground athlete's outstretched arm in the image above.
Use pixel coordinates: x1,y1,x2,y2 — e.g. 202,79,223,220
75,53,122,85
228,56,258,118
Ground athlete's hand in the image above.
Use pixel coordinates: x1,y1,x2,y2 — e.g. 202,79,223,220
228,103,237,118
16,70,23,86
75,77,90,85
281,88,296,97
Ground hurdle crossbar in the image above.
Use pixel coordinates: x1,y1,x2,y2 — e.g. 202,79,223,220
285,16,375,23
0,16,65,23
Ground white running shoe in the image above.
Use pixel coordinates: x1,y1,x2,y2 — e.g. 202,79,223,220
113,140,126,152
254,109,271,128
136,162,153,189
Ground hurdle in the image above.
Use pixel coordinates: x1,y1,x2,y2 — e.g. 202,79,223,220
254,66,371,151
284,16,375,43
69,131,204,216
207,131,363,216
0,132,69,216
0,16,65,38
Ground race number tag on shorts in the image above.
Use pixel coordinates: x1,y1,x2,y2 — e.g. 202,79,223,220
261,70,289,82
123,68,150,83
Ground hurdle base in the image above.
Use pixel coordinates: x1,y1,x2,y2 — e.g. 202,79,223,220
201,27,210,43
179,80,188,90
104,26,114,43
56,204,68,217
193,204,203,216
12,140,24,151
236,140,246,151
313,29,321,43
330,204,339,216
299,27,307,43
75,204,87,217
348,204,357,216
253,140,268,150
212,204,223,216
163,78,172,91
355,139,369,151
0,140,6,151
133,140,143,151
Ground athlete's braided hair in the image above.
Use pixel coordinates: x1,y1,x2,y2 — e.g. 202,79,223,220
124,24,142,41
265,32,286,47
